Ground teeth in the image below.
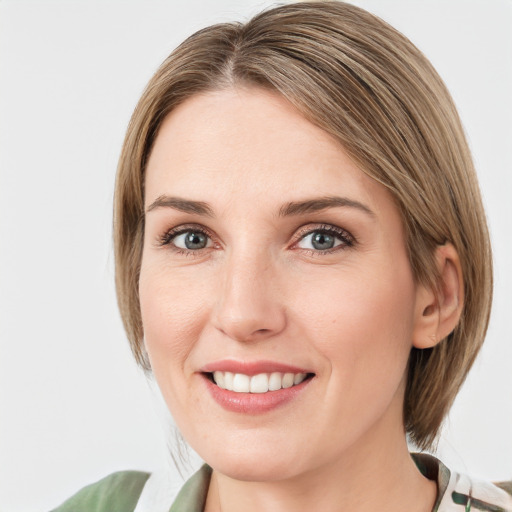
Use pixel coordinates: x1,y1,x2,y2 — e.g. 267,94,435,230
224,372,234,390
282,373,294,389
250,373,269,393
269,372,282,391
232,373,250,393
212,371,308,393
213,371,225,389
293,373,305,385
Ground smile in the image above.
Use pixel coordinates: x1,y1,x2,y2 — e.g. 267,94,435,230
211,371,309,393
200,361,315,413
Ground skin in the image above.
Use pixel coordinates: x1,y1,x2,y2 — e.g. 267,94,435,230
140,87,462,512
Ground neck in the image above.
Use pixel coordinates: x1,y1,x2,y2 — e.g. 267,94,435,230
204,427,436,512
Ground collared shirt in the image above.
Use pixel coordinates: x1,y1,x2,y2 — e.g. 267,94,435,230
51,453,512,512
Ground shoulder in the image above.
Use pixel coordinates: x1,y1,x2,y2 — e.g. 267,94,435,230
50,470,150,512
458,477,512,512
412,453,512,511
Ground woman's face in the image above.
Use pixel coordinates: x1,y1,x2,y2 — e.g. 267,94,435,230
140,87,427,481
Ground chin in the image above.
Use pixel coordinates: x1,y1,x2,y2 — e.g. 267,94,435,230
189,430,310,482
209,453,303,483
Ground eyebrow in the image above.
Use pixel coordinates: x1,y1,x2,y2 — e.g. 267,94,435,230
145,194,375,218
278,196,375,218
146,195,214,217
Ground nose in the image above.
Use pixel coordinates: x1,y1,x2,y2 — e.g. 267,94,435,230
211,250,287,342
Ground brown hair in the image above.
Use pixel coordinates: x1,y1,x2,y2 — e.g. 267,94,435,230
113,1,492,449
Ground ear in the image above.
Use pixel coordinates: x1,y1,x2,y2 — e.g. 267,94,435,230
412,243,464,349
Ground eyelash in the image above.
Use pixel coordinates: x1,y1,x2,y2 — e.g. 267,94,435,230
157,224,217,256
157,223,355,257
295,224,355,255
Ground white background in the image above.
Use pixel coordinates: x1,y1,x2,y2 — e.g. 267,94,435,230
1,1,511,510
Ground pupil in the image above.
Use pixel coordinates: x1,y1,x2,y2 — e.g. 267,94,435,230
312,232,334,250
185,232,207,250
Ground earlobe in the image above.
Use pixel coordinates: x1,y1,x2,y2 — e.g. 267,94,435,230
412,243,464,349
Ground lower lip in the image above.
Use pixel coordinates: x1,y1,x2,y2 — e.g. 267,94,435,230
201,374,312,414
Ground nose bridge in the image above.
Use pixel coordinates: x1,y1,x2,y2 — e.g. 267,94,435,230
212,242,286,342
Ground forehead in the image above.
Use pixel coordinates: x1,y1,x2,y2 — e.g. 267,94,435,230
145,87,391,216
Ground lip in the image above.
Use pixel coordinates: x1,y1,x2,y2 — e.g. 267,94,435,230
200,359,310,376
199,359,314,414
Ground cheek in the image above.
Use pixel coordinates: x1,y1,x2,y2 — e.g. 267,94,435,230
291,261,416,377
288,265,416,444
139,264,211,371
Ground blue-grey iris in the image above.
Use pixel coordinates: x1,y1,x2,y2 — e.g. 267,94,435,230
311,232,335,250
185,232,208,250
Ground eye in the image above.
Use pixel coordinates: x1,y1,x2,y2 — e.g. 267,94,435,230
159,226,213,252
174,231,211,250
296,225,354,252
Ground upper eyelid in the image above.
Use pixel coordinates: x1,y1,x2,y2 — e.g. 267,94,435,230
294,223,352,238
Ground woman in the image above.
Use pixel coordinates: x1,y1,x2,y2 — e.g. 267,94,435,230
52,2,511,511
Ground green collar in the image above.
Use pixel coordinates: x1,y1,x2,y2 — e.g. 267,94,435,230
169,464,212,512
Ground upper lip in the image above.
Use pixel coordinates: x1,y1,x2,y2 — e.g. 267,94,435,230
200,359,312,376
